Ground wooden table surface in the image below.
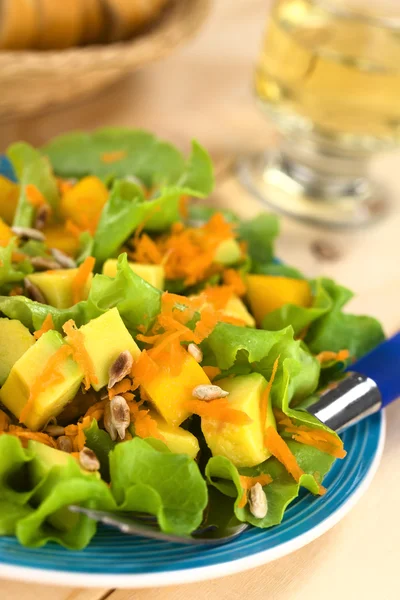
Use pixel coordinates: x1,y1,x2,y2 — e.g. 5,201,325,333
1,1,399,598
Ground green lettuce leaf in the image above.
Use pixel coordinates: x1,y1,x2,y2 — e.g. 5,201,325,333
84,419,116,481
206,440,335,528
262,278,332,335
92,142,214,265
261,277,385,359
254,262,305,279
306,310,385,359
18,446,115,549
42,128,187,183
0,253,161,335
238,213,279,270
7,142,59,227
202,322,337,433
0,435,35,505
187,203,241,225
110,437,208,535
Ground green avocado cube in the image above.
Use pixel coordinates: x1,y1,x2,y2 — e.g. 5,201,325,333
201,373,277,468
27,269,92,308
0,318,35,385
72,307,141,391
0,330,83,431
214,238,242,266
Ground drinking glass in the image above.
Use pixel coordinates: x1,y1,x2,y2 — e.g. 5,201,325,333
238,0,400,227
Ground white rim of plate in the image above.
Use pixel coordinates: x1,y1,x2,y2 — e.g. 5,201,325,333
0,412,386,589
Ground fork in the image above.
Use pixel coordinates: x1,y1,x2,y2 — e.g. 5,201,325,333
69,505,249,545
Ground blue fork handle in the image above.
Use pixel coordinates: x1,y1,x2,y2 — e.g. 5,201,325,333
308,333,400,431
351,332,400,408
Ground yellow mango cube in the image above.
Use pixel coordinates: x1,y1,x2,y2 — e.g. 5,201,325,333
224,294,255,327
42,225,80,256
0,176,19,224
60,176,108,230
0,218,14,246
246,275,311,326
201,373,276,468
143,352,211,426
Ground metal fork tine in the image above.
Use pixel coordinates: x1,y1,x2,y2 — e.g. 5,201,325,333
69,505,248,546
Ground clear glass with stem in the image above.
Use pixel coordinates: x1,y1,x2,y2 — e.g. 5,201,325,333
238,0,400,228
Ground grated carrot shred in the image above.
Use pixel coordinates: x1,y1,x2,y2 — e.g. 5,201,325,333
100,150,127,164
260,356,279,432
6,425,57,448
19,345,72,423
34,313,55,340
25,184,48,208
131,233,163,265
136,291,240,380
264,426,306,484
201,286,233,310
186,398,252,426
84,400,107,421
222,269,246,297
130,350,160,390
316,349,350,364
274,409,346,458
71,256,95,305
63,319,99,390
128,401,165,441
130,213,237,287
290,433,347,458
238,474,273,509
108,378,131,399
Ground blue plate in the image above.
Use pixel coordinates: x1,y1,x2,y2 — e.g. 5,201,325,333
0,413,384,588
0,160,385,587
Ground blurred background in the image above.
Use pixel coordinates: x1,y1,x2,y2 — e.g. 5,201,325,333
0,0,272,156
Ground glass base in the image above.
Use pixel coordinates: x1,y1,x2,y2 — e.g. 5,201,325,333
237,149,388,229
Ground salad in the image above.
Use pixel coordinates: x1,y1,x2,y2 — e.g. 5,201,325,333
0,129,385,550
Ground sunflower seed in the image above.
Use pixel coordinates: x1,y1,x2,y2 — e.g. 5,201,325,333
79,447,100,472
188,343,203,363
11,226,45,242
34,204,51,230
110,395,131,440
248,483,268,519
108,351,133,389
192,384,229,401
103,402,118,441
30,256,62,271
24,277,47,303
44,424,65,437
57,436,73,453
50,248,77,269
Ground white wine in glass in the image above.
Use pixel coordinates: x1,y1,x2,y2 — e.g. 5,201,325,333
238,0,400,227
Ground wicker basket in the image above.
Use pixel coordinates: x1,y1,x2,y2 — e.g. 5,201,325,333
0,0,210,121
